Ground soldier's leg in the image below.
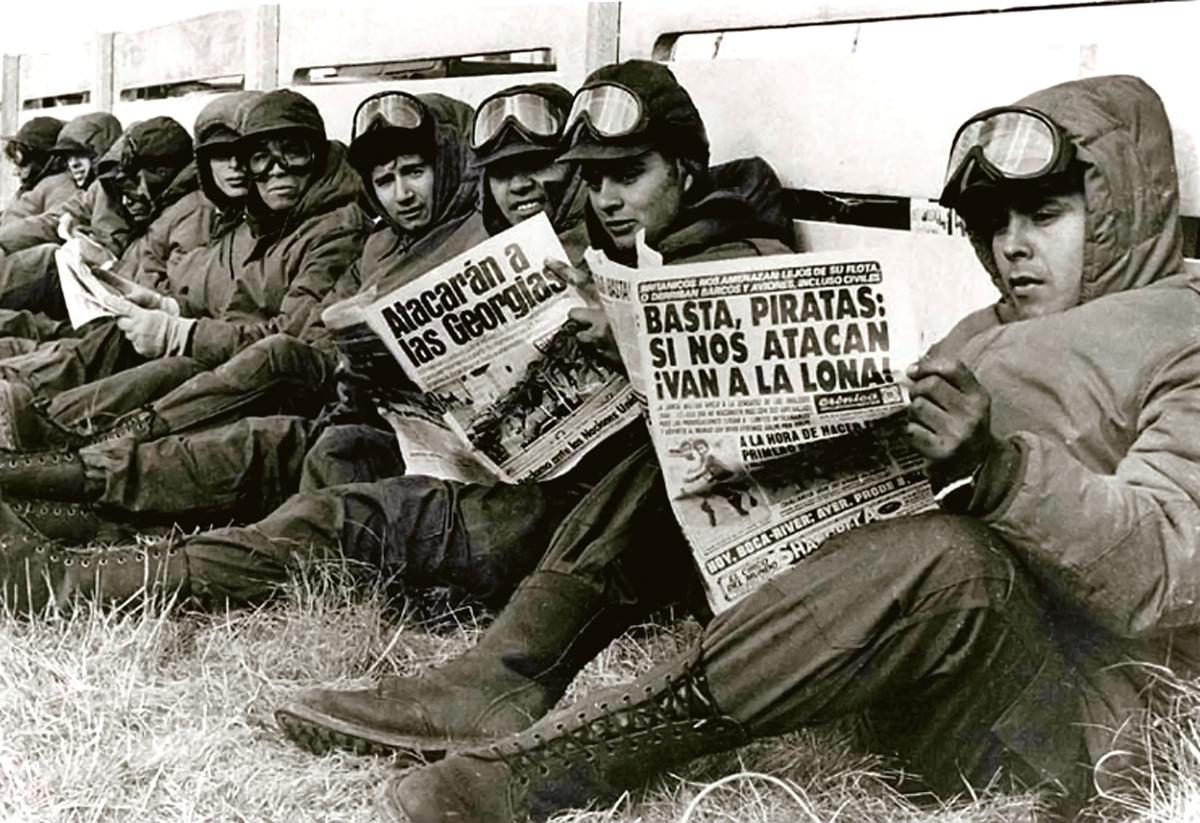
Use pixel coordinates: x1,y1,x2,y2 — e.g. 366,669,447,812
299,423,403,492
22,334,333,445
43,356,206,430
276,443,700,758
0,337,38,359
148,334,336,435
0,244,66,316
699,512,1089,802
83,415,320,525
388,513,1090,823
0,308,71,342
0,320,144,398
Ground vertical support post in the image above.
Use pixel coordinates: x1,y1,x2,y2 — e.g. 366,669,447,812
93,32,115,112
245,4,281,90
584,1,620,74
0,55,20,208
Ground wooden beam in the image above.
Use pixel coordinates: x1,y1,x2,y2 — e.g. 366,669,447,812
93,32,115,111
1,55,20,208
245,4,281,90
585,2,621,73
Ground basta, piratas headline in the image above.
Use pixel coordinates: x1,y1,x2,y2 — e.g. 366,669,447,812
376,242,569,368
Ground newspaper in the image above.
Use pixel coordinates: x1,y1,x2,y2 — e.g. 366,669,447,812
589,239,937,613
363,213,640,483
55,237,132,328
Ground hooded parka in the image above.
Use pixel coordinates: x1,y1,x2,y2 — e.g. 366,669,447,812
0,117,75,227
0,116,195,321
920,74,1200,783
351,93,481,296
178,91,368,367
49,112,123,186
126,151,795,619
0,117,193,256
127,91,263,304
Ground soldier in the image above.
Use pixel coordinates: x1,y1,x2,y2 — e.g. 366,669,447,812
382,75,1200,822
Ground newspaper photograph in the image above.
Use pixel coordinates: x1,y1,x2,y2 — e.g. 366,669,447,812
590,241,937,612
364,213,640,483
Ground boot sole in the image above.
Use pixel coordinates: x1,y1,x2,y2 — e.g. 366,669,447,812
274,702,494,762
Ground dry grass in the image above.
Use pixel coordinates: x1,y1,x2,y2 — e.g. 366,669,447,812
0,564,1197,823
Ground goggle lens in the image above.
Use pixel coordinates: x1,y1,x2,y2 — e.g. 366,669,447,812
472,92,562,149
565,84,643,138
247,139,316,176
352,92,427,142
945,109,1060,194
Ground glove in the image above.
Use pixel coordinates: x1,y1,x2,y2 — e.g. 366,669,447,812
122,282,181,316
115,305,195,359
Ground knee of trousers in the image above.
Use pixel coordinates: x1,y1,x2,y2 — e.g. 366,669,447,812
819,511,1021,610
227,334,334,385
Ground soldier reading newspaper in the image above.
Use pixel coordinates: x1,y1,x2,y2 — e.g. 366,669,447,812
363,212,639,482
591,241,932,610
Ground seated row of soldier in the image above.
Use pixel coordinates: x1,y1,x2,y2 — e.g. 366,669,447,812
0,60,1196,823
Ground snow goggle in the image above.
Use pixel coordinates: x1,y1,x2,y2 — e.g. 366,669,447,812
471,91,562,150
3,141,26,164
941,106,1075,205
246,138,317,178
565,83,646,140
111,164,175,198
352,92,428,143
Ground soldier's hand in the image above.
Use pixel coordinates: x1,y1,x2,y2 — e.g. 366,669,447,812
905,356,996,483
546,257,622,367
76,233,116,269
568,306,621,366
57,213,78,242
545,257,598,299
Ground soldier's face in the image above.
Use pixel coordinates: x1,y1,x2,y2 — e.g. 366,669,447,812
583,150,684,251
207,149,249,200
66,154,92,188
486,154,570,227
987,187,1087,320
372,153,435,234
248,136,317,212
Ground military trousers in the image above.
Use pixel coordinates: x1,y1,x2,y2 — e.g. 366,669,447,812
697,512,1093,811
49,332,337,434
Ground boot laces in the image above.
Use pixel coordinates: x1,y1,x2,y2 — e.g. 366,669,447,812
45,541,179,570
490,662,730,782
0,449,75,467
12,500,94,519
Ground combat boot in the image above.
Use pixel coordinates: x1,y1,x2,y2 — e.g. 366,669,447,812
8,498,138,543
275,570,638,760
379,651,749,823
80,408,168,447
0,449,88,500
0,380,90,452
0,534,188,615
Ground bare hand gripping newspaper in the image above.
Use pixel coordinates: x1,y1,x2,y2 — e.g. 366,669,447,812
588,239,940,613
363,213,640,483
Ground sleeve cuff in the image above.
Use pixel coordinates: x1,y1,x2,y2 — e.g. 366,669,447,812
968,436,1024,516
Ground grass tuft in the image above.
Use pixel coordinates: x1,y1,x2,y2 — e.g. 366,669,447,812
1,564,1197,822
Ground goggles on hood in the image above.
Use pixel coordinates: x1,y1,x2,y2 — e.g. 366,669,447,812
941,106,1075,206
4,142,32,165
565,83,646,141
352,92,427,142
471,91,563,150
246,137,317,178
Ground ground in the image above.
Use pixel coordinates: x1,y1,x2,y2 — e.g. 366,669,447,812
1,565,1197,823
